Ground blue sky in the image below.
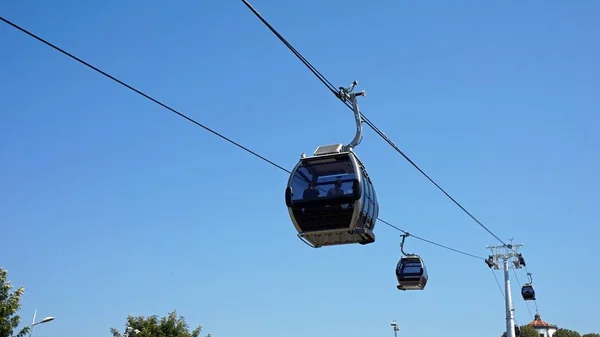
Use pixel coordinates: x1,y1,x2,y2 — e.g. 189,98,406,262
1,0,599,336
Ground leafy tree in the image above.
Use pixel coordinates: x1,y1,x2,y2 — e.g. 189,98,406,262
554,329,581,337
520,325,539,337
501,325,539,337
0,268,29,337
582,334,600,337
110,310,202,337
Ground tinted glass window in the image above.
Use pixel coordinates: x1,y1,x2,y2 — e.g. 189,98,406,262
364,174,374,221
402,263,422,274
291,156,356,202
371,177,379,220
361,171,370,220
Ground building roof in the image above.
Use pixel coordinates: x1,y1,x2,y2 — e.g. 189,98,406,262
528,313,558,329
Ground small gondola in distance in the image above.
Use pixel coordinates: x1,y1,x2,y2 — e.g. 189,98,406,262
521,283,536,301
396,254,428,291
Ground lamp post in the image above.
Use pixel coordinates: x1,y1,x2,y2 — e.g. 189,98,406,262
123,327,141,337
390,320,399,337
28,309,55,337
123,326,141,337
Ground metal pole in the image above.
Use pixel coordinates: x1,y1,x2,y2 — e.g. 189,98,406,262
391,320,399,337
504,257,515,337
487,243,522,337
28,309,37,337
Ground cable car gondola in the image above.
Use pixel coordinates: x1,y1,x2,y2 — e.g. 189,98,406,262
284,81,379,248
396,234,428,291
521,272,536,300
521,283,535,300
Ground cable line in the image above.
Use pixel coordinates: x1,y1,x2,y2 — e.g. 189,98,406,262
0,16,290,175
490,269,523,331
378,218,484,260
522,265,540,313
2,15,543,317
240,0,508,246
0,14,483,262
512,268,534,318
491,269,504,299
240,0,338,97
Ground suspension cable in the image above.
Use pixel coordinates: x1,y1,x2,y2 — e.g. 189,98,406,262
521,264,540,313
524,266,540,314
0,14,484,262
379,219,484,260
239,0,508,246
512,268,534,318
1,15,538,317
491,269,525,332
491,269,504,298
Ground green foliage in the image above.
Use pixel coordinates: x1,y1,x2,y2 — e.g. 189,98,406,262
554,329,582,337
110,310,202,337
501,324,599,337
501,325,542,337
0,268,29,337
519,325,539,337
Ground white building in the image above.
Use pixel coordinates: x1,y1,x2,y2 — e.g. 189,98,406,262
527,313,558,337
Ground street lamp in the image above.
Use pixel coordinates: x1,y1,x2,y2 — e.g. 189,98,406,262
28,309,55,337
124,327,141,337
390,320,399,337
33,317,55,326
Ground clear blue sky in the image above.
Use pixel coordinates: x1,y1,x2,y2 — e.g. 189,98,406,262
1,1,598,336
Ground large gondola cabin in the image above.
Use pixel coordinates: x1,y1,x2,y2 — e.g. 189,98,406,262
285,143,379,248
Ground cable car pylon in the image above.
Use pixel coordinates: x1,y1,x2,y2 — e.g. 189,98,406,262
485,243,524,337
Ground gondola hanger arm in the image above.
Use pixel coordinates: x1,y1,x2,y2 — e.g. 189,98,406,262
339,81,366,153
400,233,412,256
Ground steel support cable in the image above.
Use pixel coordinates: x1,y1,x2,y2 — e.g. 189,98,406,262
520,264,540,313
378,218,484,260
241,0,339,96
239,0,508,247
491,269,523,333
0,17,290,175
512,268,534,318
0,15,484,262
523,265,540,313
491,269,504,298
